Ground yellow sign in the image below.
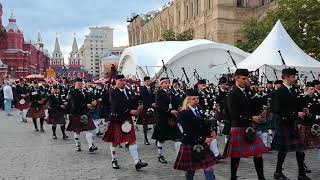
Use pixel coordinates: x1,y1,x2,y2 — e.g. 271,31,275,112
46,68,56,78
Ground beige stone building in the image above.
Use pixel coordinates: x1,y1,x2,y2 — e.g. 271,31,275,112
127,0,276,46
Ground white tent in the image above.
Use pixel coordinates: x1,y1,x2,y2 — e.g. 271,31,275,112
118,39,249,84
237,20,320,82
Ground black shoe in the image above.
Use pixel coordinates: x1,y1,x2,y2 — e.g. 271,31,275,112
144,140,150,145
147,127,152,131
52,135,57,139
63,135,69,140
303,163,311,173
158,155,168,164
96,131,103,136
298,175,311,180
258,177,266,180
40,128,44,133
76,144,82,152
118,145,123,148
274,172,290,180
112,160,120,169
135,160,148,170
125,144,129,148
230,176,238,180
89,145,98,152
34,128,39,132
215,154,224,160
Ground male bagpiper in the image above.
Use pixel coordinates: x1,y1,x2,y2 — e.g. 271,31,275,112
15,79,30,122
66,78,98,152
271,68,311,180
102,74,148,170
226,69,269,180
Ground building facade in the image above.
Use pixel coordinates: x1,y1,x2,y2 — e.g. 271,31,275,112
0,3,49,79
127,0,276,46
80,27,114,77
99,47,125,78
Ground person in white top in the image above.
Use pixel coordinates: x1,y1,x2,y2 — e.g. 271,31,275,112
3,81,14,116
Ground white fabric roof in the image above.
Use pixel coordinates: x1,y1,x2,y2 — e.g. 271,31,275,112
237,20,320,71
119,39,249,83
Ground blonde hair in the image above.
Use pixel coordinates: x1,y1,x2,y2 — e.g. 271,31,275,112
181,96,191,111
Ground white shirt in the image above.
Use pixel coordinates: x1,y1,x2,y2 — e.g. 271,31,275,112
189,105,200,118
119,88,129,99
283,83,292,92
3,85,13,100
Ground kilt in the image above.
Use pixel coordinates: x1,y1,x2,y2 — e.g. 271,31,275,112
174,144,216,172
136,111,159,125
26,106,46,119
271,126,304,153
298,125,320,150
66,114,96,132
102,116,136,145
227,127,269,158
15,99,30,110
47,109,66,125
152,112,181,142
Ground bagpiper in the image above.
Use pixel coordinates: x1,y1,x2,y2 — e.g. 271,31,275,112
15,79,30,123
102,74,148,170
226,69,268,180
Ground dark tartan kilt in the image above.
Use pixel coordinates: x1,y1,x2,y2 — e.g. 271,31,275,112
47,110,66,125
136,111,160,125
26,106,46,119
66,114,96,133
102,117,136,145
174,144,216,172
298,125,320,150
271,126,304,153
227,127,269,158
15,99,30,110
152,112,181,142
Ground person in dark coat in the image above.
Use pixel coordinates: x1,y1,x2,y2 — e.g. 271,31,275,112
152,77,181,164
102,75,148,170
15,79,30,122
271,68,310,180
174,89,217,180
226,69,268,180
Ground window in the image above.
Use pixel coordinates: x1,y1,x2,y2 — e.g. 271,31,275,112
190,3,193,17
53,60,56,65
237,0,244,7
208,0,212,9
71,60,74,65
177,10,181,24
196,0,200,15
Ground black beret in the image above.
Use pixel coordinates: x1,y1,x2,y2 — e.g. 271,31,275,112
52,85,58,89
267,81,273,84
33,81,38,84
218,77,227,85
234,69,249,76
197,79,206,85
305,82,315,88
160,77,169,82
186,89,199,96
312,80,320,85
282,68,298,76
115,74,125,80
172,79,178,84
143,76,150,81
274,80,283,84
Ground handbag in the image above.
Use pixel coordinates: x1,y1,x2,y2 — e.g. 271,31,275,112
192,144,205,162
245,126,256,143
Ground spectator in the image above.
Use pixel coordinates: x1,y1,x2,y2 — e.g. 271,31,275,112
3,81,13,116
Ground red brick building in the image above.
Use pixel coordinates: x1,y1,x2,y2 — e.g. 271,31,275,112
0,3,49,79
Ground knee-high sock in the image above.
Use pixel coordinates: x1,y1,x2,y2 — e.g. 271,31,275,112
22,109,28,119
32,118,38,129
157,141,164,156
85,132,93,148
254,157,264,179
129,144,140,164
94,120,100,134
174,142,181,154
210,139,220,157
276,152,286,173
39,118,44,129
52,125,57,135
60,125,66,136
296,151,305,176
74,132,80,146
185,171,195,180
231,158,240,179
110,145,117,160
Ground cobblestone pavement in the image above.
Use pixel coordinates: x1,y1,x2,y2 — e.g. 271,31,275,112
0,109,319,180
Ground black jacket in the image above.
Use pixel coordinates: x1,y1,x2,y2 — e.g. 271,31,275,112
140,86,154,110
69,89,89,115
155,89,172,112
109,88,134,120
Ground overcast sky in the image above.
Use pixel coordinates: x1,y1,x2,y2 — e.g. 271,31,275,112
1,0,168,59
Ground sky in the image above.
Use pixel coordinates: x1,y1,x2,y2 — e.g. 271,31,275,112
1,0,168,61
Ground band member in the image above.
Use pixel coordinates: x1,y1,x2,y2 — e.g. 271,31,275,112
47,85,68,139
26,81,47,132
174,89,216,180
137,76,157,145
15,79,30,122
226,69,268,180
102,75,148,170
152,77,181,164
66,78,98,152
271,68,310,180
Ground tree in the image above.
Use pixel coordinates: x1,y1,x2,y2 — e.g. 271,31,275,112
161,29,193,41
237,0,320,60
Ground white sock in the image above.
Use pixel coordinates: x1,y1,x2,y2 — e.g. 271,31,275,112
85,132,93,148
129,144,140,164
225,136,228,144
22,109,27,119
261,132,268,147
74,133,80,146
110,145,117,160
210,139,220,157
94,120,100,134
157,142,163,156
174,142,181,154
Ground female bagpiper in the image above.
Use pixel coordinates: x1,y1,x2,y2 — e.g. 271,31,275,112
26,81,47,132
66,78,98,152
47,85,68,139
174,89,217,180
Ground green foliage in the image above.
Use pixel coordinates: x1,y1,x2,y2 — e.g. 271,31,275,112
237,0,320,60
161,29,193,41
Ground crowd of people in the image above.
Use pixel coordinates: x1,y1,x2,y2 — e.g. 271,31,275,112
1,67,320,180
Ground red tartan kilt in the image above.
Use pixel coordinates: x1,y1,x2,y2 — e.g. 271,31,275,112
102,117,136,145
66,115,96,132
174,144,216,172
26,107,46,119
15,99,30,110
137,111,159,125
227,127,269,158
47,110,66,125
299,125,320,150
